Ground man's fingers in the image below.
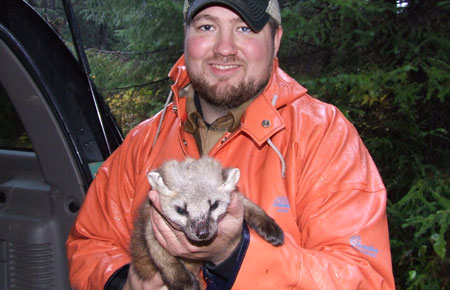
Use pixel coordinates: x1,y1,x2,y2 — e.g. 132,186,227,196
148,190,161,210
227,191,244,218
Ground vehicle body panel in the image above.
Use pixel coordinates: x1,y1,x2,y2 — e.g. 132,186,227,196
0,0,123,288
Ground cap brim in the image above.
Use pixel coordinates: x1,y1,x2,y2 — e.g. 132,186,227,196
186,0,269,32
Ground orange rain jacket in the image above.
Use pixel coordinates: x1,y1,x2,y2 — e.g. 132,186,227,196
67,55,395,289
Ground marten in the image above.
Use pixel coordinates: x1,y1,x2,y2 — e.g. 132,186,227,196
130,156,284,290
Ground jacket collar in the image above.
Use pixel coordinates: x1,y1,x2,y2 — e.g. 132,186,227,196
168,55,308,145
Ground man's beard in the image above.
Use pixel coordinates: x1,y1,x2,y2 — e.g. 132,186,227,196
188,57,273,110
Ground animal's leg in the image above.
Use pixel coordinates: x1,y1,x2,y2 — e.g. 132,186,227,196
240,194,284,246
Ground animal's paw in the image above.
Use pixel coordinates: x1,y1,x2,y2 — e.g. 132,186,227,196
254,218,284,246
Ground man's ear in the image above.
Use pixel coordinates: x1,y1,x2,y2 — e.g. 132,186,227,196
273,26,283,58
147,171,174,196
221,168,240,192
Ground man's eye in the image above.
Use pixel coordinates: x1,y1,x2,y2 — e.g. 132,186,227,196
175,205,187,216
200,24,214,31
238,26,252,33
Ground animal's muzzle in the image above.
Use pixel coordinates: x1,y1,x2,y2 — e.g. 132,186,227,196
192,220,209,239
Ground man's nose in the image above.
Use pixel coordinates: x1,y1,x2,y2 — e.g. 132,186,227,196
213,30,237,56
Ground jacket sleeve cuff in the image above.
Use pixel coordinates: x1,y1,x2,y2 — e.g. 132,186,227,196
104,264,130,290
202,223,250,290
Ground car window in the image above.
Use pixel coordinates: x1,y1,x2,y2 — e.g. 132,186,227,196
0,84,32,150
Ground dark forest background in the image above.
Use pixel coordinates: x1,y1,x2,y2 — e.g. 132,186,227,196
27,0,449,288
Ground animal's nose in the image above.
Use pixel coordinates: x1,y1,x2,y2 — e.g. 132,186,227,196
196,228,209,239
194,220,209,239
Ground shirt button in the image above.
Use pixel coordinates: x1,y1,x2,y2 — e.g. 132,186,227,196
261,120,271,128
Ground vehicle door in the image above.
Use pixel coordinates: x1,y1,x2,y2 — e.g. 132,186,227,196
0,0,123,289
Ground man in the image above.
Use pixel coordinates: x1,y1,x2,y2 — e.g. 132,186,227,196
66,0,396,289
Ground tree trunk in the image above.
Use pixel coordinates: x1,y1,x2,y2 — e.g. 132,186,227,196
98,24,108,50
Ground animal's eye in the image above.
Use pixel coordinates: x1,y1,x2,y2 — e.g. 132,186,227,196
175,205,187,216
210,201,219,211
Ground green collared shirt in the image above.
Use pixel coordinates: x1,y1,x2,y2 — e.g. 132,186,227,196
184,92,254,155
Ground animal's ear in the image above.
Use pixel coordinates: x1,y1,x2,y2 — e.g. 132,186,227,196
147,171,172,196
221,168,240,192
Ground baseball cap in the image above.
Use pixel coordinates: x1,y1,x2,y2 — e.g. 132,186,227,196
183,0,281,32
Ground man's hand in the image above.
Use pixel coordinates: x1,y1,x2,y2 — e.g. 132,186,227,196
148,189,245,265
122,265,168,290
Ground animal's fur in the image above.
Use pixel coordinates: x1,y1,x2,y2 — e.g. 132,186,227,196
130,156,284,290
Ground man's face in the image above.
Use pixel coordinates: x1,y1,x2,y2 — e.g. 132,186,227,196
184,5,282,109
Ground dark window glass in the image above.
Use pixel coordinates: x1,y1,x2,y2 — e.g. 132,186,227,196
0,84,33,150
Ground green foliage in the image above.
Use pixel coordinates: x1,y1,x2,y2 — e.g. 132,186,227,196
80,0,183,71
280,0,397,77
389,176,450,289
86,48,174,95
79,0,184,134
106,88,165,133
81,0,183,50
84,48,175,133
